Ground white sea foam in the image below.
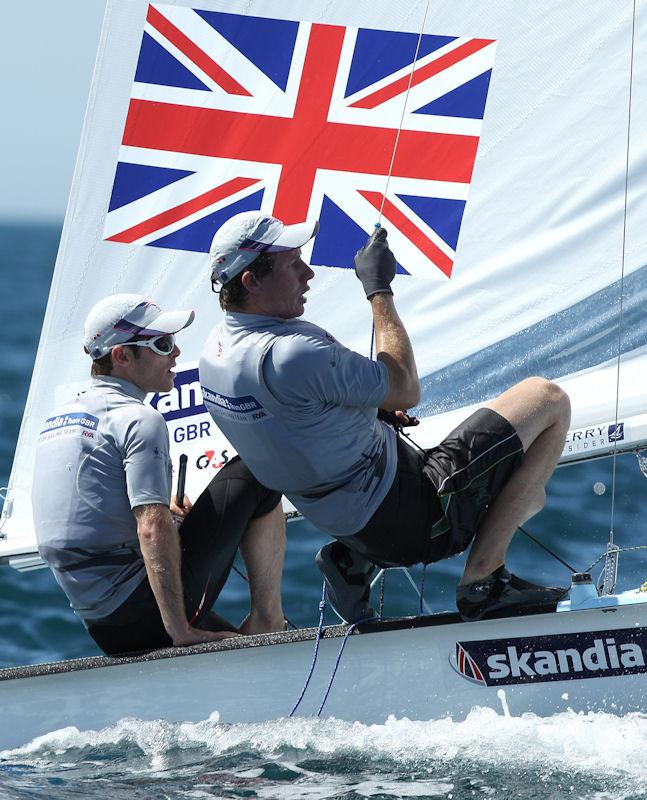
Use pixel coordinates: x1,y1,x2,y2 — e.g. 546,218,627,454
4,707,647,781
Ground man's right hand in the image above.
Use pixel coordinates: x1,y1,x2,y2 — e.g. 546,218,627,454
354,226,397,299
172,626,238,647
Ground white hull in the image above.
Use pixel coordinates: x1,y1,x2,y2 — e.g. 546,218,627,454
2,599,647,752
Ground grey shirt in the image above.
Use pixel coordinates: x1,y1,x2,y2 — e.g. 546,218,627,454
32,376,172,620
199,313,396,536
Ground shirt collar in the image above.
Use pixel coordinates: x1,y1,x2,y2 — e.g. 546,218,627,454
91,375,147,402
226,311,290,328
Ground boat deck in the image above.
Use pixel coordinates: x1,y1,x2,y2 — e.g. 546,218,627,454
0,602,559,682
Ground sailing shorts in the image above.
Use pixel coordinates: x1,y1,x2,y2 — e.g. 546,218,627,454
86,456,281,656
339,408,524,567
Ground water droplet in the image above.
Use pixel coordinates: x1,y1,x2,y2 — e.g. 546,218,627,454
593,481,606,495
497,688,511,717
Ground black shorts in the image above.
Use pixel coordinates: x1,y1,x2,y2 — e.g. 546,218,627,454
86,456,281,655
342,408,524,567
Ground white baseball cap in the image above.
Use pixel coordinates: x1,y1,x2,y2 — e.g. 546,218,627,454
209,211,319,284
83,293,195,360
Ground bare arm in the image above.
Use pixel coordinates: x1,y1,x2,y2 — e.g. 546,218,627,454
133,503,236,646
354,227,420,411
371,294,420,410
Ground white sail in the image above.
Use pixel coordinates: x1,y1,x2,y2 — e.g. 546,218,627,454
2,0,645,560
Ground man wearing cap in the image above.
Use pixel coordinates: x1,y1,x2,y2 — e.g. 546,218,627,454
199,212,570,624
32,293,285,655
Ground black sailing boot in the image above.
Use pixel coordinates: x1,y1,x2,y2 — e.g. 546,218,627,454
315,541,377,624
456,565,567,621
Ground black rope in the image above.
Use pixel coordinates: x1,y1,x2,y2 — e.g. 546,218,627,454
518,525,577,574
401,429,425,453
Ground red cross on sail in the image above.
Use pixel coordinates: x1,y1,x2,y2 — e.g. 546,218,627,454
104,4,496,279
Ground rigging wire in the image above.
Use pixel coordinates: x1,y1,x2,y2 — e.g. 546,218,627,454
377,0,432,224
603,0,637,594
586,544,647,576
368,0,432,360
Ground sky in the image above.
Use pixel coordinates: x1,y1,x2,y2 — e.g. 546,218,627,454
1,2,106,221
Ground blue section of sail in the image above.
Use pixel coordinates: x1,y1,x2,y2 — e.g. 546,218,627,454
312,197,410,275
345,30,456,97
196,10,298,91
414,70,492,119
397,195,466,251
417,263,647,416
149,189,264,252
135,32,210,91
108,163,194,212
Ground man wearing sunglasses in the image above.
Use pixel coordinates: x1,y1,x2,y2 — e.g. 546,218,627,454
32,293,285,655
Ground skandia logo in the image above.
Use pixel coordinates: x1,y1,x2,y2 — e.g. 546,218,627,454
149,367,206,422
450,628,647,687
201,386,272,424
202,388,262,413
41,412,99,434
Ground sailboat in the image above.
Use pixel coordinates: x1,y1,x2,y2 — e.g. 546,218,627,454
2,0,647,752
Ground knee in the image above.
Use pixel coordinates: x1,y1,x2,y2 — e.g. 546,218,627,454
523,377,571,425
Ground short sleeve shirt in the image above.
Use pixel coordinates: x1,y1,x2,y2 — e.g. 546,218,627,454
260,326,397,534
200,312,397,534
32,376,173,620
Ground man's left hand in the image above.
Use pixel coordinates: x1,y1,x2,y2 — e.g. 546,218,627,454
377,408,419,429
170,495,193,518
354,227,397,299
393,410,419,427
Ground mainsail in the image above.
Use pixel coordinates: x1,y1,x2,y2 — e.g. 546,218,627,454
1,0,645,561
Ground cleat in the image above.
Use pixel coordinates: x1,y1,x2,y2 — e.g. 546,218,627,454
315,541,377,624
457,565,567,621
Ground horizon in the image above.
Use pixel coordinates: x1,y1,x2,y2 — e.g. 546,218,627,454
2,2,105,221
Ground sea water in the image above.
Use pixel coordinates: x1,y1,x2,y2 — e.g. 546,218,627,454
2,222,647,799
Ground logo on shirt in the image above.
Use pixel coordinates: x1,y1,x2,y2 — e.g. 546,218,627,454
39,412,100,443
201,387,272,424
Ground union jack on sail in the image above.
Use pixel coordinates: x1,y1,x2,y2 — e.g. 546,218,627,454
104,3,496,278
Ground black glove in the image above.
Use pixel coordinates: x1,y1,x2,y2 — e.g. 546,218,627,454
354,226,396,300
377,409,420,431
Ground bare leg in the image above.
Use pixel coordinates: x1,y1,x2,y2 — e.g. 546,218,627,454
238,502,286,634
459,377,570,585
